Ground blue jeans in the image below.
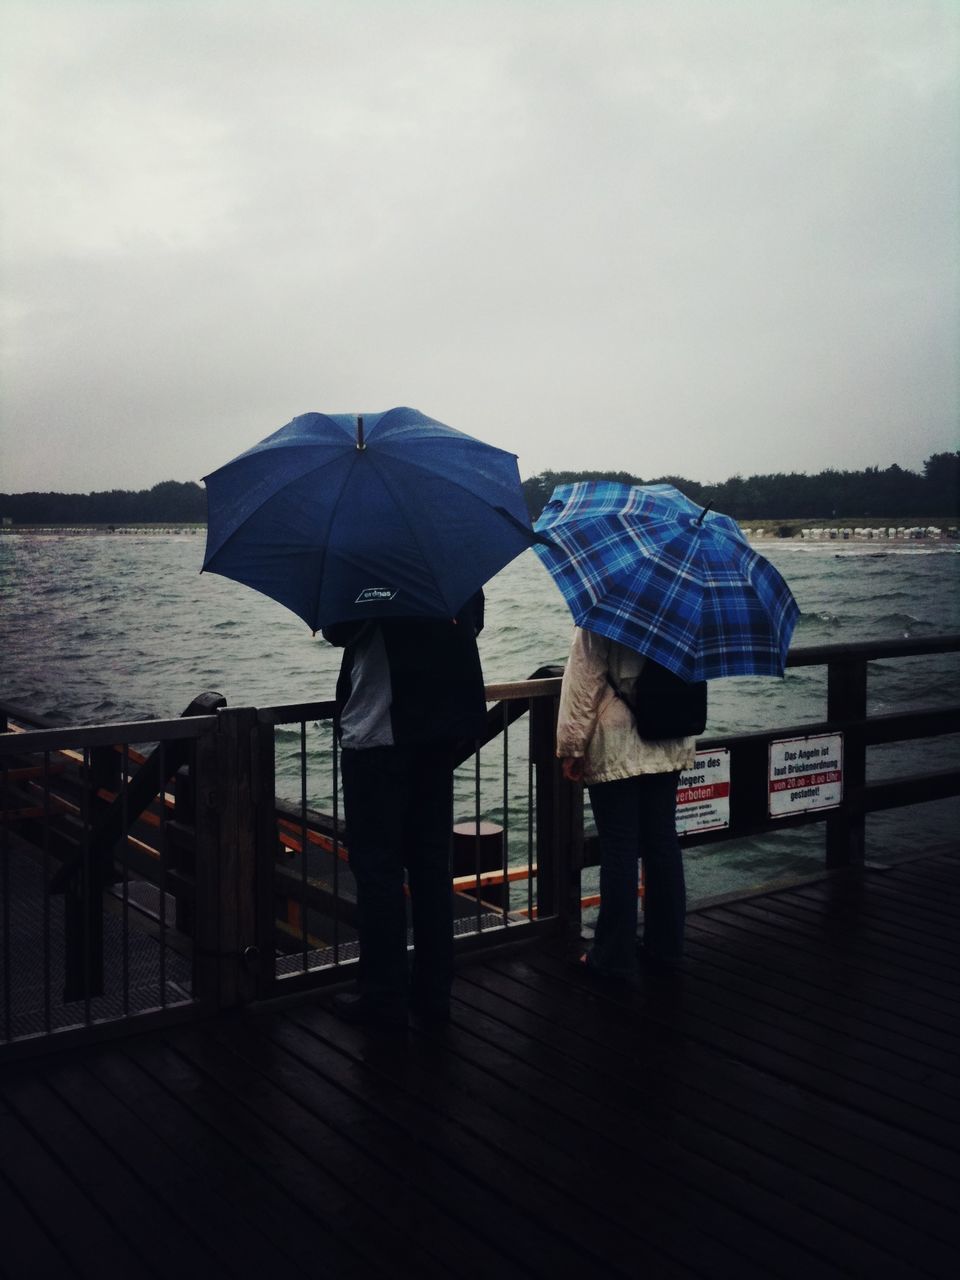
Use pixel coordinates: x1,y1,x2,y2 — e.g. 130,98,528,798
587,771,685,976
340,743,455,1008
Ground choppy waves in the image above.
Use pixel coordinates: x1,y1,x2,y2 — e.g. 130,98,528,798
1,535,958,726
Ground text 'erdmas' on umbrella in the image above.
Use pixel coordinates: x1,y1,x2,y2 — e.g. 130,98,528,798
201,406,545,631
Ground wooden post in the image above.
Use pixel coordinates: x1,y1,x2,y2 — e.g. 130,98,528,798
193,706,262,1008
531,694,557,919
531,691,582,936
219,706,261,1006
729,735,771,838
63,744,118,1002
561,765,584,933
192,723,221,1007
171,765,195,935
253,713,278,1000
826,657,867,868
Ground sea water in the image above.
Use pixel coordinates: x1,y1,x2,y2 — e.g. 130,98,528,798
1,532,958,902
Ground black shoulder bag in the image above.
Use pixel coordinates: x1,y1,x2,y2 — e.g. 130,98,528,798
608,659,707,742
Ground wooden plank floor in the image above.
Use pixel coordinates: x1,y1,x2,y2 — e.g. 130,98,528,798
1,851,957,1279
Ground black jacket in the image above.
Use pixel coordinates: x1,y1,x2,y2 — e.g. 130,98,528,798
323,592,488,747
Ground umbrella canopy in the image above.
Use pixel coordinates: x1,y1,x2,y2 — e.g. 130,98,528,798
202,406,540,629
533,481,799,681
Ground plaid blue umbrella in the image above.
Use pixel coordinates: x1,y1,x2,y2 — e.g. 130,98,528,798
533,481,799,681
202,407,540,629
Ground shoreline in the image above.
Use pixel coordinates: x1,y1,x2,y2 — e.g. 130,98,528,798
3,519,957,543
0,524,205,536
743,521,958,543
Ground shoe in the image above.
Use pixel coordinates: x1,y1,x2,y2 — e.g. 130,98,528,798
410,1000,451,1027
573,951,639,987
635,943,682,977
331,992,408,1028
409,990,451,1026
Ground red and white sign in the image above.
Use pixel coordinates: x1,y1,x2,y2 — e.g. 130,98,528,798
677,749,731,835
769,733,843,818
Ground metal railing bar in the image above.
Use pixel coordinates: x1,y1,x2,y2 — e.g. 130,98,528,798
81,744,91,1026
2,756,10,1042
121,743,130,1016
158,739,167,1008
527,704,535,921
42,751,51,1034
501,702,510,927
300,721,309,975
332,733,340,966
473,742,482,934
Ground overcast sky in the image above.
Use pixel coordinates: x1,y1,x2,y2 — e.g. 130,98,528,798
1,0,957,494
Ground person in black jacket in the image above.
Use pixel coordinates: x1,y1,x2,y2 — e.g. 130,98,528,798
322,591,487,1027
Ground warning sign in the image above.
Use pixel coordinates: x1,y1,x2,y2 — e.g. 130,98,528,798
769,733,843,819
677,749,731,836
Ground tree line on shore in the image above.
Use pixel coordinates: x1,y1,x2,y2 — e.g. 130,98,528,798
1,454,957,526
0,480,206,526
521,453,959,521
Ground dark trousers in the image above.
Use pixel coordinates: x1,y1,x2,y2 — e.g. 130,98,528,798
587,770,685,976
340,743,455,1007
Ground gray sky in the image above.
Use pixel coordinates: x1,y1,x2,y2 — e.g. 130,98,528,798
1,0,957,494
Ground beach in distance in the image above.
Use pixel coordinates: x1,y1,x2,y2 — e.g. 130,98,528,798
2,529,958,906
3,516,957,540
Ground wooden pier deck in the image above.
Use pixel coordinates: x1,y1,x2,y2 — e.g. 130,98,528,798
1,850,957,1280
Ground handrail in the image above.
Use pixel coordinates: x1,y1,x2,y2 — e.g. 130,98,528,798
484,677,563,701
0,716,220,754
783,633,960,665
250,676,564,728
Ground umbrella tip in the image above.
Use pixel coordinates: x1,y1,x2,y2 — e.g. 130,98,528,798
356,415,365,451
695,501,713,527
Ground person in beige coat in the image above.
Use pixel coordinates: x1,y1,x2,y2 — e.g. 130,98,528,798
557,626,697,978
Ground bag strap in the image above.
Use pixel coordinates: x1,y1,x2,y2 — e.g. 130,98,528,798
605,672,634,721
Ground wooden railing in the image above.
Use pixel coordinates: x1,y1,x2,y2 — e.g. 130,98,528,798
246,668,574,1001
675,635,960,864
2,634,957,1056
0,701,223,1056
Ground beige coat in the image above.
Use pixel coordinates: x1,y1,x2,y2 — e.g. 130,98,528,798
556,627,698,785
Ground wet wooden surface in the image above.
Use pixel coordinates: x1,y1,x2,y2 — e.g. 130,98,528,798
1,851,957,1278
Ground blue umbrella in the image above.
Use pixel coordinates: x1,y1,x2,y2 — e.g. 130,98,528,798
532,481,799,681
202,407,540,629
